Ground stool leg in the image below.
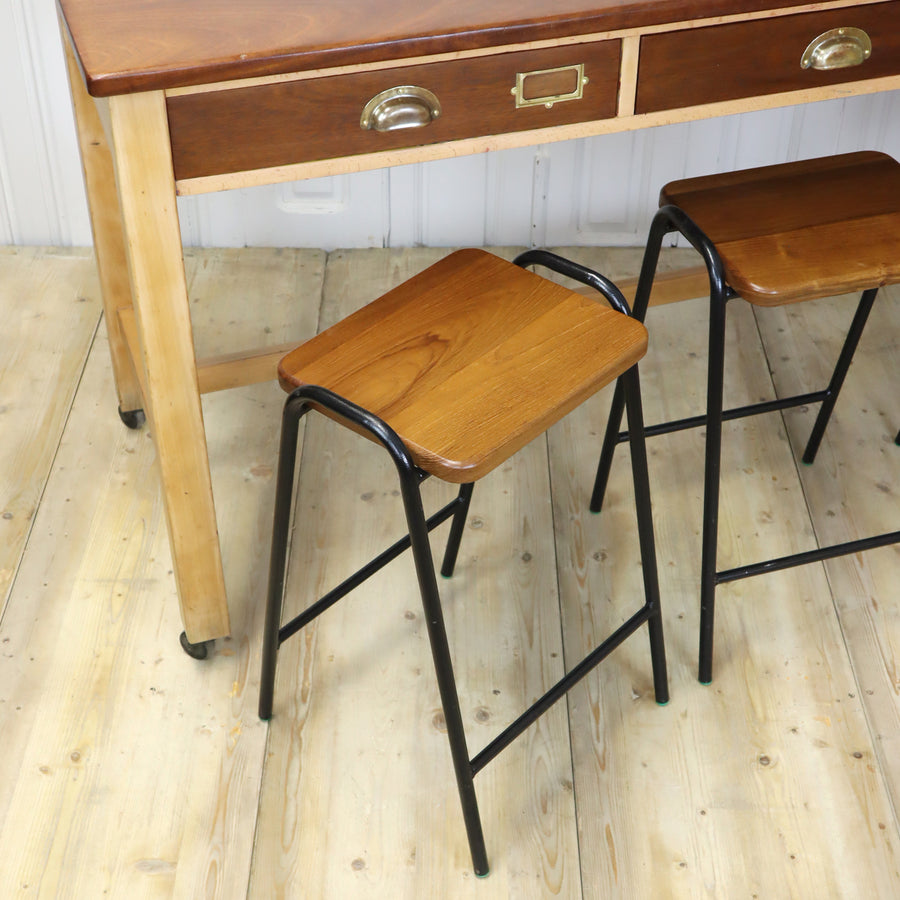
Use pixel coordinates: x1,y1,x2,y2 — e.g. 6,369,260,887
440,483,475,577
698,295,729,685
590,378,626,513
259,394,308,720
621,365,669,703
801,287,878,464
591,215,667,513
396,466,488,876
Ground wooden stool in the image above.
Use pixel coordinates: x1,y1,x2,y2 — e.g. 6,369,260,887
258,248,669,875
591,151,900,685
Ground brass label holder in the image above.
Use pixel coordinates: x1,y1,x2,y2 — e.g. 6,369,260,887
511,63,588,109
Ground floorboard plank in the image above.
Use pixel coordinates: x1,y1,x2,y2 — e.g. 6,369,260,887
0,247,101,617
1,246,898,898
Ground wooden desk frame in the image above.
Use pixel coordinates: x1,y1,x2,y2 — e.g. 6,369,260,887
59,1,900,643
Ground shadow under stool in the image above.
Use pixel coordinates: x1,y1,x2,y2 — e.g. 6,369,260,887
258,247,669,875
591,150,900,685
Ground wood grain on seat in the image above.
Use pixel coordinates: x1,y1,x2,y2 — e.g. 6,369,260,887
661,151,900,305
279,248,647,482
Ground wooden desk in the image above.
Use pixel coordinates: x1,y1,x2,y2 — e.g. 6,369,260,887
57,0,900,646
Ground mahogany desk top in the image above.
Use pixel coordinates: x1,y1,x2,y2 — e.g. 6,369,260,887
60,0,828,96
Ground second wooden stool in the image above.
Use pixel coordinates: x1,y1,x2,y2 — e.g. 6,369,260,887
591,151,900,684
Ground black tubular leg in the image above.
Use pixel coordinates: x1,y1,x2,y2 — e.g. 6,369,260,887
590,215,668,513
801,287,879,464
256,388,487,872
259,394,308,720
396,466,488,876
621,365,669,703
440,483,474,577
698,292,729,685
590,378,626,513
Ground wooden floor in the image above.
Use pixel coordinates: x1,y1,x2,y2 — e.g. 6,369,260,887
1,244,899,898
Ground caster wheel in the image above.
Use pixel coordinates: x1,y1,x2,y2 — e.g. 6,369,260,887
118,406,146,429
180,631,213,660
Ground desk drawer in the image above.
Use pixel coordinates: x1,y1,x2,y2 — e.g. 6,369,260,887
168,41,620,181
635,2,900,114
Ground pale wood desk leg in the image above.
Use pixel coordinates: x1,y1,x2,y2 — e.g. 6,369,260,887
106,90,231,644
62,31,143,418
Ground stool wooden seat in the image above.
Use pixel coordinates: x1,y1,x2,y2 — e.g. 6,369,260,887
662,151,900,305
277,248,649,481
590,151,900,685
259,248,669,875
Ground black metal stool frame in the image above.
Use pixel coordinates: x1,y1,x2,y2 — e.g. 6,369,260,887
591,205,900,685
258,252,669,876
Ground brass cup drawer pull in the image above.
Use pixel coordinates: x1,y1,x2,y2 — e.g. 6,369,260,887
801,27,872,70
360,85,442,132
511,63,588,109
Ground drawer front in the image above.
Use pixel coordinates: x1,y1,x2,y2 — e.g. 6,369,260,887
635,2,900,114
168,41,620,181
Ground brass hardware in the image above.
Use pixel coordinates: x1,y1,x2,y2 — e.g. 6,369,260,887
360,86,442,132
801,27,872,70
511,63,588,109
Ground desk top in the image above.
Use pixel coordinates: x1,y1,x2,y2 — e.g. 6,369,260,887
58,0,822,97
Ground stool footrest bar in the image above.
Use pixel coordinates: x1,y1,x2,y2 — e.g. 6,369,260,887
615,390,828,444
470,603,653,775
278,493,467,644
717,530,900,584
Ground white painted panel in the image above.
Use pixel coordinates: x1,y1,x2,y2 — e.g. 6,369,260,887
388,149,538,248
884,92,900,156
0,1,49,244
543,124,682,246
391,154,488,247
384,163,423,247
28,0,92,244
484,146,540,248
178,170,391,249
0,113,14,244
0,0,17,243
0,0,91,245
388,156,487,248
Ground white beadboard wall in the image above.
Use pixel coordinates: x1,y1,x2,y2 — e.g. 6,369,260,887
3,0,900,250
